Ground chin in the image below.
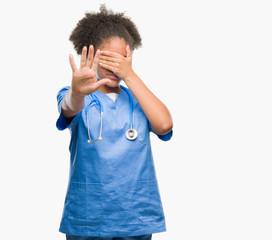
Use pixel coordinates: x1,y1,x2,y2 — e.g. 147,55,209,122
106,79,121,88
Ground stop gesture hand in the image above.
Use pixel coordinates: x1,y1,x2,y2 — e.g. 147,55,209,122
69,45,111,96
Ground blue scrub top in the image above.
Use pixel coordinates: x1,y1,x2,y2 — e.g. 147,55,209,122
56,86,173,237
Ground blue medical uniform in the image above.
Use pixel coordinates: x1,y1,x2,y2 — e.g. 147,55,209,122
56,85,173,237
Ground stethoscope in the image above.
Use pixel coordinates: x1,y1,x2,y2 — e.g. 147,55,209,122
86,73,138,143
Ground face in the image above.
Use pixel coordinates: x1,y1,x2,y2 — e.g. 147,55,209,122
96,37,127,88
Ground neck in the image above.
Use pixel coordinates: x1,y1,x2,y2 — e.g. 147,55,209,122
98,85,121,94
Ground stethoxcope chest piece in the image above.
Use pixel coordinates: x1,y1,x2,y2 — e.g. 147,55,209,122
126,128,138,140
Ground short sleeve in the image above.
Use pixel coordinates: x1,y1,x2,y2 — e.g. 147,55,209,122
56,86,80,131
148,121,173,141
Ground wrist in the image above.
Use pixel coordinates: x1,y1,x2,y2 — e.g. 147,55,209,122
70,88,86,98
123,70,137,83
64,88,85,112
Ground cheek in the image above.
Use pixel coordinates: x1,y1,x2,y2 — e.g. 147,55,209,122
97,66,107,78
97,65,102,74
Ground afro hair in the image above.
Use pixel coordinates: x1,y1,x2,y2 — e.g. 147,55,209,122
69,4,142,55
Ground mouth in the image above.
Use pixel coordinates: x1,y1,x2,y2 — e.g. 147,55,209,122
107,73,120,80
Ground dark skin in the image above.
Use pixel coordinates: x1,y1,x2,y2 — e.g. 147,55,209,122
62,37,173,135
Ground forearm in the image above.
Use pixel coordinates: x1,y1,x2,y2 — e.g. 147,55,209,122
124,72,173,135
62,88,85,118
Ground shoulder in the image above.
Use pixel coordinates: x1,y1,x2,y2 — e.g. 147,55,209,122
57,86,71,95
120,85,137,104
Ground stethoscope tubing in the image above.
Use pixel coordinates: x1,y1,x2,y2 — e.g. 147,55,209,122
86,98,103,143
86,85,137,142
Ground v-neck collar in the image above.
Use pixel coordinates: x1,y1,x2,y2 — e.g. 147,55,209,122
94,87,124,104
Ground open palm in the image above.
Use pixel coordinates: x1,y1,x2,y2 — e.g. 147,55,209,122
69,45,110,96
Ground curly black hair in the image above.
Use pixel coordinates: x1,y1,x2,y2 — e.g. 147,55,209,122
69,4,142,55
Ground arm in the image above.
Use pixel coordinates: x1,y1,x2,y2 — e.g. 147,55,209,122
99,46,173,135
124,73,173,135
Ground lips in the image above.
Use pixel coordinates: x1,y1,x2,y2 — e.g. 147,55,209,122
107,73,119,80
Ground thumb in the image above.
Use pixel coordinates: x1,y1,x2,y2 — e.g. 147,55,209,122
93,78,111,90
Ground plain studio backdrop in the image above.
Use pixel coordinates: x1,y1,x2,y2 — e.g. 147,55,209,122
0,0,271,239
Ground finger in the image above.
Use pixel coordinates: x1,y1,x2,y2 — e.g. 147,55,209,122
86,45,94,68
126,45,131,58
93,78,112,90
80,46,87,68
91,49,101,72
99,55,119,63
98,62,115,72
101,50,123,58
69,54,77,72
99,59,118,67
